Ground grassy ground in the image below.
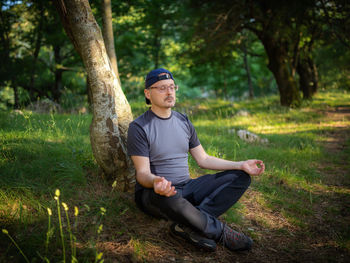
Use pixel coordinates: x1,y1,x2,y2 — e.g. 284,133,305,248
0,89,349,262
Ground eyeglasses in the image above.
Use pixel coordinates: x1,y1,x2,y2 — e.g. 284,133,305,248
148,84,179,93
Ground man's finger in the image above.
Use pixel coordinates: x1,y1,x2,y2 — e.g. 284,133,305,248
160,178,169,190
164,181,173,193
165,187,177,197
255,160,263,167
154,177,164,185
163,185,173,196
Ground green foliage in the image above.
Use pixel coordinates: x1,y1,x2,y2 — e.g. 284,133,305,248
316,41,350,90
0,87,14,110
0,0,349,109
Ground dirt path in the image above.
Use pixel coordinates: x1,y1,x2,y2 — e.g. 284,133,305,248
98,105,350,263
319,106,350,186
246,106,350,263
242,105,350,263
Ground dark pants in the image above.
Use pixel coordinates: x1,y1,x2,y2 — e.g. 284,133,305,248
136,170,251,240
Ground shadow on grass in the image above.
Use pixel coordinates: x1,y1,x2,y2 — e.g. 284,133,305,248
0,171,134,263
0,136,94,195
189,122,350,261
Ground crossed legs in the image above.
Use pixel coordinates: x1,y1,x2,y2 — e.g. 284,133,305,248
138,170,251,240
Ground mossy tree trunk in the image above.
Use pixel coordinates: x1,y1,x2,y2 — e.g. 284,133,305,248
258,33,301,107
297,51,318,100
54,0,134,191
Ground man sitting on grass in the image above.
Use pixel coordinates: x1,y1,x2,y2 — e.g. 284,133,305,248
127,68,265,252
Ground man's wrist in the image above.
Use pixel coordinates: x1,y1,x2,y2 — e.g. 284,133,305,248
151,175,160,186
234,161,244,170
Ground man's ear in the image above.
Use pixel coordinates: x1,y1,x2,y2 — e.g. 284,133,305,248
144,89,151,100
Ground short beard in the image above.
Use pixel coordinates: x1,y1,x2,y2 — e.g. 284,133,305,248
164,96,175,108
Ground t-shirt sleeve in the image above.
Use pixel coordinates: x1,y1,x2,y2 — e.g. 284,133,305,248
127,122,149,157
187,118,200,149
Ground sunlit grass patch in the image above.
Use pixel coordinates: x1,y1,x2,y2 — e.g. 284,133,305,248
0,188,48,227
0,111,94,195
181,89,350,241
311,89,350,108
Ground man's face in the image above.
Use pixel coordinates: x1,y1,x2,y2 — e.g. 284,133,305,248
144,78,176,109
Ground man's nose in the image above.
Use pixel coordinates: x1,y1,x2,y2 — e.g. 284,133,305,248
166,87,173,94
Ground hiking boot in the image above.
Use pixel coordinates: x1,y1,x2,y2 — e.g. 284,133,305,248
170,223,217,252
220,224,253,251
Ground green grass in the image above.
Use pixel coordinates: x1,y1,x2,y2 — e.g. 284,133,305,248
0,89,350,261
0,112,100,262
177,89,350,245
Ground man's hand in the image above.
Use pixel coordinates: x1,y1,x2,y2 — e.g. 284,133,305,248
153,176,177,197
241,159,265,176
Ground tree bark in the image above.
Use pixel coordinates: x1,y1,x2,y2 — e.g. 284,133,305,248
86,74,93,108
54,0,134,191
53,45,63,102
29,4,44,97
13,85,19,109
101,0,120,85
297,55,318,99
242,44,254,99
258,34,301,107
310,58,318,95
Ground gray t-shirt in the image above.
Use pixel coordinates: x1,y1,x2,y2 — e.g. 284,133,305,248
127,109,200,190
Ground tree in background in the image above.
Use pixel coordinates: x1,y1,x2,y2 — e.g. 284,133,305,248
101,0,120,85
180,12,274,101
317,0,350,90
187,0,332,106
0,0,86,108
296,18,320,100
0,1,19,108
0,0,348,110
320,0,350,48
108,0,182,99
40,2,80,103
54,0,134,191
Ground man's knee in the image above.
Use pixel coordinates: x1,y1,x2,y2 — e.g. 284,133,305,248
149,191,183,209
150,192,197,222
226,170,251,188
239,170,251,188
158,193,188,213
140,190,184,218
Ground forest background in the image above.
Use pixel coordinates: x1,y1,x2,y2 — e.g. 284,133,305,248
0,0,349,110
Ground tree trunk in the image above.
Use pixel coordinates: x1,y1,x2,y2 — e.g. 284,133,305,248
297,54,318,100
13,85,19,109
53,45,63,102
310,58,318,95
101,0,120,85
86,74,93,108
153,29,161,68
29,4,44,96
297,58,312,100
54,0,134,191
242,44,254,99
258,34,301,107
297,60,312,99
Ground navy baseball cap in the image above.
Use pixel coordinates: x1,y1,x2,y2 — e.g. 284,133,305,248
145,68,175,89
144,68,175,104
